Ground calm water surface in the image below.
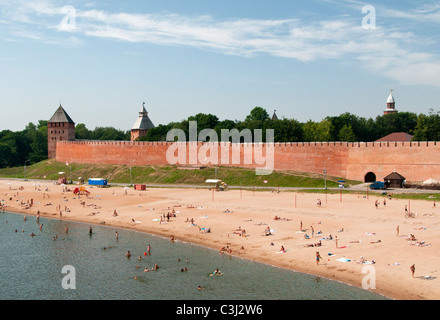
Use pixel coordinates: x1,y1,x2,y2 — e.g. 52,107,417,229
0,211,388,300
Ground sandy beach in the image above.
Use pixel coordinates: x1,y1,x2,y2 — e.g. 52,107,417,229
2,179,440,300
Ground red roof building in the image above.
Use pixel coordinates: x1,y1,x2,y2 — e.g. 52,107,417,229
375,132,413,142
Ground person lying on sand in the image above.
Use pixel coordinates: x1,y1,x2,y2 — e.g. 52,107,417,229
407,234,417,241
410,241,432,247
199,227,211,233
273,216,292,221
265,226,272,236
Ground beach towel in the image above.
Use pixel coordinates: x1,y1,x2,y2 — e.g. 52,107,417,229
336,257,351,263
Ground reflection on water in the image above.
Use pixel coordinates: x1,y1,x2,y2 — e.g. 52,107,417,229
0,212,388,300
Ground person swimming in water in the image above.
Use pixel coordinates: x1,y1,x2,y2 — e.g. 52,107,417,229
213,268,222,275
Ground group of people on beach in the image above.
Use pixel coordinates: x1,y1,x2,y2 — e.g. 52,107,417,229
2,179,437,299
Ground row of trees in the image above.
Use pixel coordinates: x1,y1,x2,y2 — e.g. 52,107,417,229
0,121,48,169
1,106,439,168
139,107,440,143
0,123,129,168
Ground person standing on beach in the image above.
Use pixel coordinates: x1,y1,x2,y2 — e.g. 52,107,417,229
410,264,415,278
396,225,399,237
315,252,322,265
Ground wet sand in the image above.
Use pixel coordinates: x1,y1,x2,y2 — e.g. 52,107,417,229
2,179,440,300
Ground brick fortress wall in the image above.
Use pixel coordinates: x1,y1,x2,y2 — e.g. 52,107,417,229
55,140,440,182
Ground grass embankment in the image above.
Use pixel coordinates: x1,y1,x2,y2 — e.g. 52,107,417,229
296,187,439,201
0,159,360,189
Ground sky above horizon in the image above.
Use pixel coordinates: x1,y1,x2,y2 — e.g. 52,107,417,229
1,0,439,132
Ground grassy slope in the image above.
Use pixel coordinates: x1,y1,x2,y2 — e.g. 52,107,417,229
0,159,360,188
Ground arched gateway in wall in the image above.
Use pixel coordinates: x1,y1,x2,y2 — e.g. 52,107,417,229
364,172,376,183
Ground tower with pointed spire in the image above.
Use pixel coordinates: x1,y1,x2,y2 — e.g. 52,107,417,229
131,102,155,141
384,90,398,115
47,104,76,158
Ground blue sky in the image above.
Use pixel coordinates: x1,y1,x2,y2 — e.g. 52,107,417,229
1,0,439,131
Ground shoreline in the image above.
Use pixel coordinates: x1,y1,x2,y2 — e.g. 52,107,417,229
2,180,440,300
3,208,390,301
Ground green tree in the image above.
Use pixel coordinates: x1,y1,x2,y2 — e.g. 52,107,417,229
0,142,14,167
75,123,91,140
413,110,440,141
338,124,357,142
245,106,270,122
265,118,303,142
139,123,174,141
91,127,130,141
374,112,418,140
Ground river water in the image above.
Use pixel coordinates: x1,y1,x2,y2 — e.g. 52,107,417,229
0,211,388,300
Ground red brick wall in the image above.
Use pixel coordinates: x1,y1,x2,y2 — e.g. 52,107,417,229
346,141,440,182
55,140,440,182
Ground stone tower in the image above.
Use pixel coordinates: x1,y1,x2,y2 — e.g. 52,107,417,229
47,104,75,158
131,102,155,141
384,90,398,115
